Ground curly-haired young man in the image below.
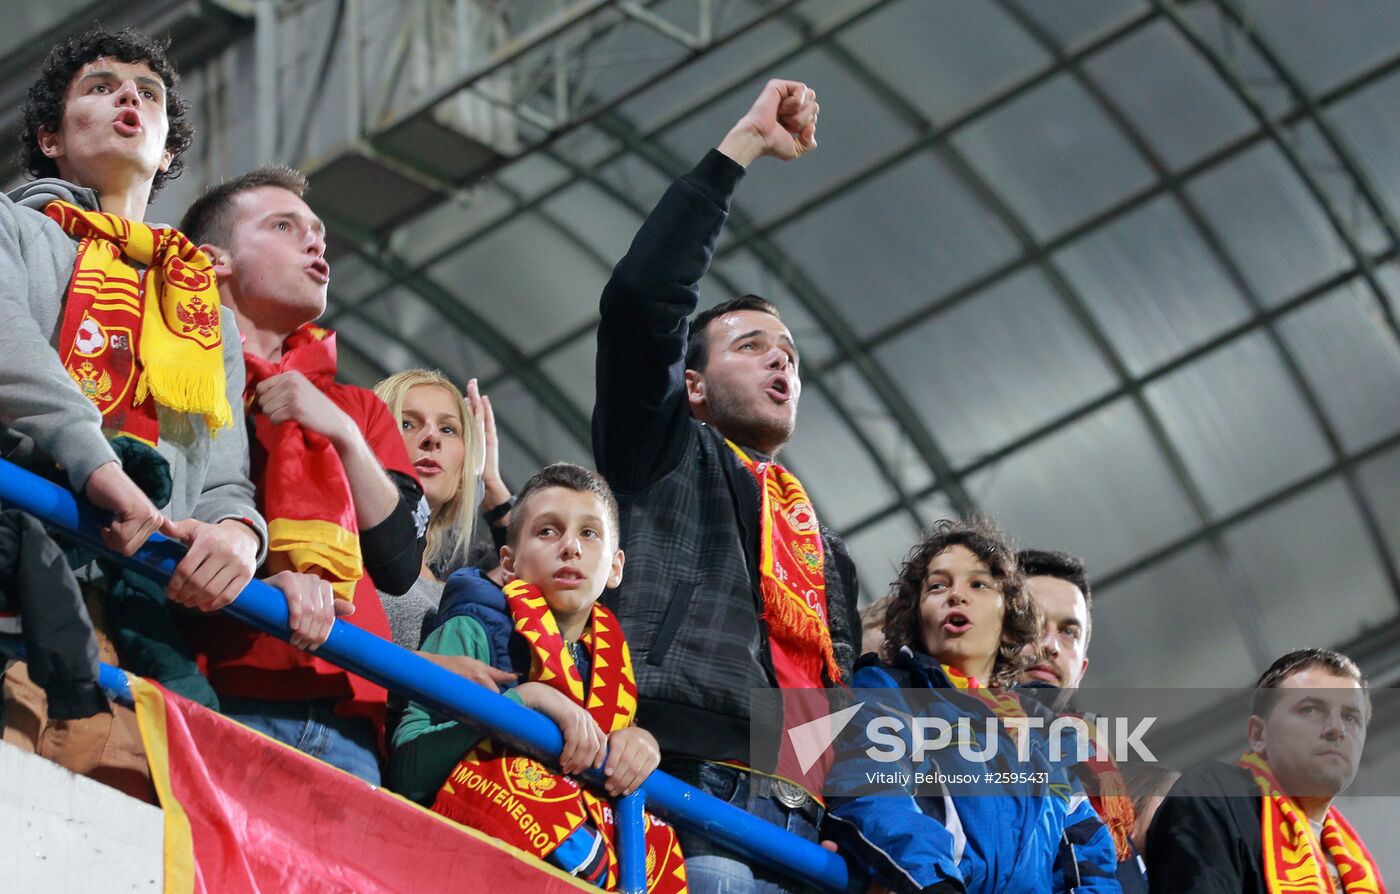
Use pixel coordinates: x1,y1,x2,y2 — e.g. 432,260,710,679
0,28,265,792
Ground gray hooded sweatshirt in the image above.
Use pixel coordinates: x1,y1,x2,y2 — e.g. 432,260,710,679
0,178,266,557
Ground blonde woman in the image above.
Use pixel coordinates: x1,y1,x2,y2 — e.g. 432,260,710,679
373,372,514,695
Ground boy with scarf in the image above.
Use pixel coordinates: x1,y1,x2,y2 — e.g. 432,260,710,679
0,28,265,791
392,463,686,892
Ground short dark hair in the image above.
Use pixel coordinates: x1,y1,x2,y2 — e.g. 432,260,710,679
1018,548,1093,645
179,165,308,248
20,28,194,196
882,517,1039,687
684,294,780,372
1251,648,1370,722
506,463,620,550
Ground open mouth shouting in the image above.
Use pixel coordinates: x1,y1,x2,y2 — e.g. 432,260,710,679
306,258,330,285
113,109,142,136
764,374,792,404
942,611,972,636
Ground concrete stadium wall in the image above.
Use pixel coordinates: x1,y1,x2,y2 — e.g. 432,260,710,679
0,741,163,891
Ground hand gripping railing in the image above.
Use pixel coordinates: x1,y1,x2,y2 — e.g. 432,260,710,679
0,458,851,894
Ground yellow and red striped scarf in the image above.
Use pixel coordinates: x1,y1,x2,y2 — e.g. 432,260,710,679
49,201,230,444
433,580,686,892
727,442,840,687
244,326,361,603
1239,751,1385,893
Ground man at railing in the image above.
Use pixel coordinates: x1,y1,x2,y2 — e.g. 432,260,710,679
174,166,429,784
593,79,860,893
0,28,265,793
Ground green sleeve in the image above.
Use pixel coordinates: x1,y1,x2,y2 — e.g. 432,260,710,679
387,615,523,804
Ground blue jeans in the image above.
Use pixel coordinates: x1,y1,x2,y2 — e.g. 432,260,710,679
662,759,823,894
220,696,381,785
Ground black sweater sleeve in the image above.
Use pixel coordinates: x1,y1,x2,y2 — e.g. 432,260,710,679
359,469,426,596
1145,764,1263,894
592,149,746,493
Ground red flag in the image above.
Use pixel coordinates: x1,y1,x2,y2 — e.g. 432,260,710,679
130,676,593,893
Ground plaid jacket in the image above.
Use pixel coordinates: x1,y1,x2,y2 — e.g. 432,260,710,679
593,150,859,762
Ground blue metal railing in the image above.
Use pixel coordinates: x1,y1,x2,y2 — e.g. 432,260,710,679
0,458,851,893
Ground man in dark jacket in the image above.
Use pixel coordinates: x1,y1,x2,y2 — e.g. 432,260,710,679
593,79,859,892
1145,648,1384,893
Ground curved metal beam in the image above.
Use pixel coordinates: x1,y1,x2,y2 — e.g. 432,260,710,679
318,208,592,448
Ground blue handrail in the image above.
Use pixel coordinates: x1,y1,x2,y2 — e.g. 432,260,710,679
0,458,851,893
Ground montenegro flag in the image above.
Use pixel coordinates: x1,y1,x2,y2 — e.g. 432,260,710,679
129,677,592,893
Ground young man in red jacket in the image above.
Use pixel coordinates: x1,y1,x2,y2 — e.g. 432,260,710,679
178,167,428,783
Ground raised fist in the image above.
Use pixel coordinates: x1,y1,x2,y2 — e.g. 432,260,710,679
717,79,819,167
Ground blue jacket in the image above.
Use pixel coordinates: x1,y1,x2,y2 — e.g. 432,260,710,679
433,568,514,676
823,649,1121,894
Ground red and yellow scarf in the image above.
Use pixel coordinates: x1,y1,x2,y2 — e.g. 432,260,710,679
432,580,686,892
49,201,230,444
942,663,1026,721
1239,751,1385,893
244,325,361,603
1073,715,1135,863
727,442,839,688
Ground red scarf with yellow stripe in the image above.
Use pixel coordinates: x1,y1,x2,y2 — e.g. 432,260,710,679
432,580,686,892
727,442,840,687
49,200,231,444
1239,752,1385,893
244,325,362,603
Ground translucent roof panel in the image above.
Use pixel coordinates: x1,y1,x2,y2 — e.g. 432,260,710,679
661,54,918,228
845,511,921,608
770,150,1020,338
1144,333,1333,518
1357,445,1400,565
535,179,645,270
347,285,503,382
1006,0,1148,54
1285,120,1390,257
1083,19,1253,172
1054,194,1253,376
536,330,599,420
485,377,593,475
834,0,1049,125
1171,4,1294,121
1224,477,1398,654
426,214,607,353
951,73,1156,240
784,384,902,531
966,398,1199,577
877,267,1120,466
1187,143,1352,305
788,362,936,505
1277,281,1400,454
1329,71,1400,231
1238,0,1400,95
1090,542,1258,689
613,14,799,133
